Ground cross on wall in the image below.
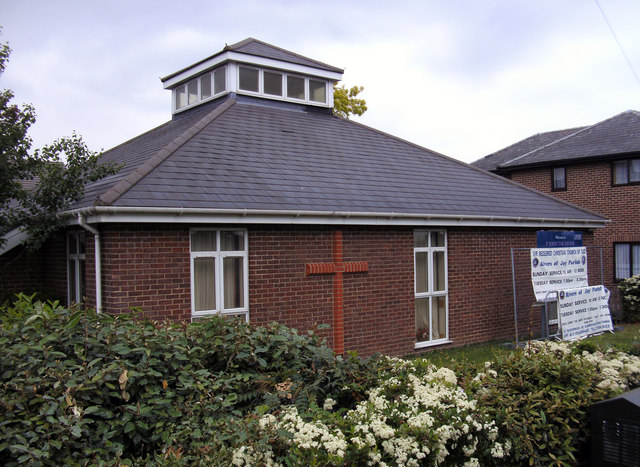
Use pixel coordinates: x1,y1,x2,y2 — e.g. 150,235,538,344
305,230,368,354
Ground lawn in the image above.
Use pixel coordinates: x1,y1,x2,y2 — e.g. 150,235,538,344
419,322,640,369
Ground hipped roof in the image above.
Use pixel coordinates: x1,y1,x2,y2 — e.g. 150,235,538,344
68,95,606,227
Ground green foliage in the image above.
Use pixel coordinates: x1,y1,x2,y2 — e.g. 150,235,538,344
0,295,372,464
333,84,367,118
470,343,610,466
620,274,640,322
0,35,119,251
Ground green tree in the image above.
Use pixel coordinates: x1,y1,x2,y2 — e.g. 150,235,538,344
333,84,367,118
0,39,118,251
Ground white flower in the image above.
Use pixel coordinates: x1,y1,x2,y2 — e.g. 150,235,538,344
323,398,337,411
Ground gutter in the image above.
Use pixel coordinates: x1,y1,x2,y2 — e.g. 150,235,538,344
77,214,102,312
62,205,610,229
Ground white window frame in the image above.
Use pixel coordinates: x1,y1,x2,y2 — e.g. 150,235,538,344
173,65,227,113
234,64,329,107
414,230,450,348
190,228,249,321
67,231,86,305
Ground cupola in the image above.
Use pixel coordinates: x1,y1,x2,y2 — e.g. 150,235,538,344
160,38,344,114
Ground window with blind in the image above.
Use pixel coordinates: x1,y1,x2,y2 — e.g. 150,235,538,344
615,243,640,280
190,229,248,320
414,230,449,347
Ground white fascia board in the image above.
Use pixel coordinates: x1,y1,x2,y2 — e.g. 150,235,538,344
163,51,342,89
0,228,28,255
63,207,608,230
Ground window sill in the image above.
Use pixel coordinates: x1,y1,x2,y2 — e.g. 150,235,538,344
414,339,452,350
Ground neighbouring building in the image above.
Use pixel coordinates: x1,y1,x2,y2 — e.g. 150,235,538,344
0,38,607,356
473,110,640,311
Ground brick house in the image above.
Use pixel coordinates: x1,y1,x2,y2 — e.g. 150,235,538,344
472,110,640,310
0,39,607,356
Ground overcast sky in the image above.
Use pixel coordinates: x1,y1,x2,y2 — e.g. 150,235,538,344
2,0,639,163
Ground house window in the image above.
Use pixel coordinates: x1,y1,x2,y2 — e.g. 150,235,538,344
173,66,227,112
67,231,86,304
190,229,248,320
263,71,283,96
286,75,305,100
309,79,327,103
615,243,640,280
238,66,260,93
414,230,448,346
552,167,566,191
613,158,640,185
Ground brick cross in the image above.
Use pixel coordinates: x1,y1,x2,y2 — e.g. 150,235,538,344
305,230,368,354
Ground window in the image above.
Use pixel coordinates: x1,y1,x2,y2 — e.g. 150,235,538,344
286,75,305,100
239,66,260,93
613,158,640,185
552,166,566,191
414,230,448,346
190,229,248,320
309,79,326,103
68,231,86,304
263,71,283,96
615,243,640,280
173,66,226,112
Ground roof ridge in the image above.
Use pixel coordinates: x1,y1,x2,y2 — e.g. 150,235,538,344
498,125,591,168
98,98,237,206
483,127,586,161
500,109,640,168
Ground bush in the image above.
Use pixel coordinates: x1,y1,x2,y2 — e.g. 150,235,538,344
0,294,375,465
620,274,640,322
470,340,640,466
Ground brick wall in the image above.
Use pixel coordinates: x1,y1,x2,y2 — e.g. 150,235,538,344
510,161,640,304
7,223,596,356
0,232,66,304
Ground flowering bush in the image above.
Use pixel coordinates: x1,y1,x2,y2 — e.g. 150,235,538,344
471,340,640,465
232,357,511,466
620,274,640,322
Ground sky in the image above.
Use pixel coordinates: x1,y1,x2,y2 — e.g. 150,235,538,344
1,0,639,164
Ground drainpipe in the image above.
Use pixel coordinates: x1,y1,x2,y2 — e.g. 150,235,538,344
77,215,102,312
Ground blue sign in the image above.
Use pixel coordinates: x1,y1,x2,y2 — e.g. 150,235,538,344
536,231,583,248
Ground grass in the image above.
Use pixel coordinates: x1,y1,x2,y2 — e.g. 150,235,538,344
418,323,640,370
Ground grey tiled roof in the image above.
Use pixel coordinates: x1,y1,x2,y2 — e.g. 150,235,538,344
224,38,343,74
472,127,585,171
501,110,640,168
71,96,604,223
161,38,342,83
473,110,640,171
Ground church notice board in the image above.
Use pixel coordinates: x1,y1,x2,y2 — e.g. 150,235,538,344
530,247,588,301
558,286,613,340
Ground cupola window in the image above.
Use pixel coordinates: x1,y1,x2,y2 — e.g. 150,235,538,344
173,65,227,112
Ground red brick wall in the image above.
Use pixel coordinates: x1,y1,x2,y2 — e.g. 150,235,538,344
0,232,66,304
95,224,192,321
10,223,595,356
510,161,640,304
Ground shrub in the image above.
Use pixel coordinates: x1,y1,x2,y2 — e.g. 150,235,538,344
0,294,375,465
470,340,640,466
620,274,640,322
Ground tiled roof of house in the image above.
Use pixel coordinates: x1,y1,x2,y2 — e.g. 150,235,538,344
472,127,586,171
473,110,640,171
70,96,604,224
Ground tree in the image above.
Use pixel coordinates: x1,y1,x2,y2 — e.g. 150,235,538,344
333,84,367,118
0,38,118,251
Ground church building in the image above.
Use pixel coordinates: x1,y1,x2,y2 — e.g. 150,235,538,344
0,38,607,356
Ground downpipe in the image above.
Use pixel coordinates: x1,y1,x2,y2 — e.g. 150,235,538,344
77,215,102,312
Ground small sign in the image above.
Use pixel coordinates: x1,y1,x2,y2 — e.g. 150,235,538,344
531,247,588,301
558,285,613,340
537,231,583,248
